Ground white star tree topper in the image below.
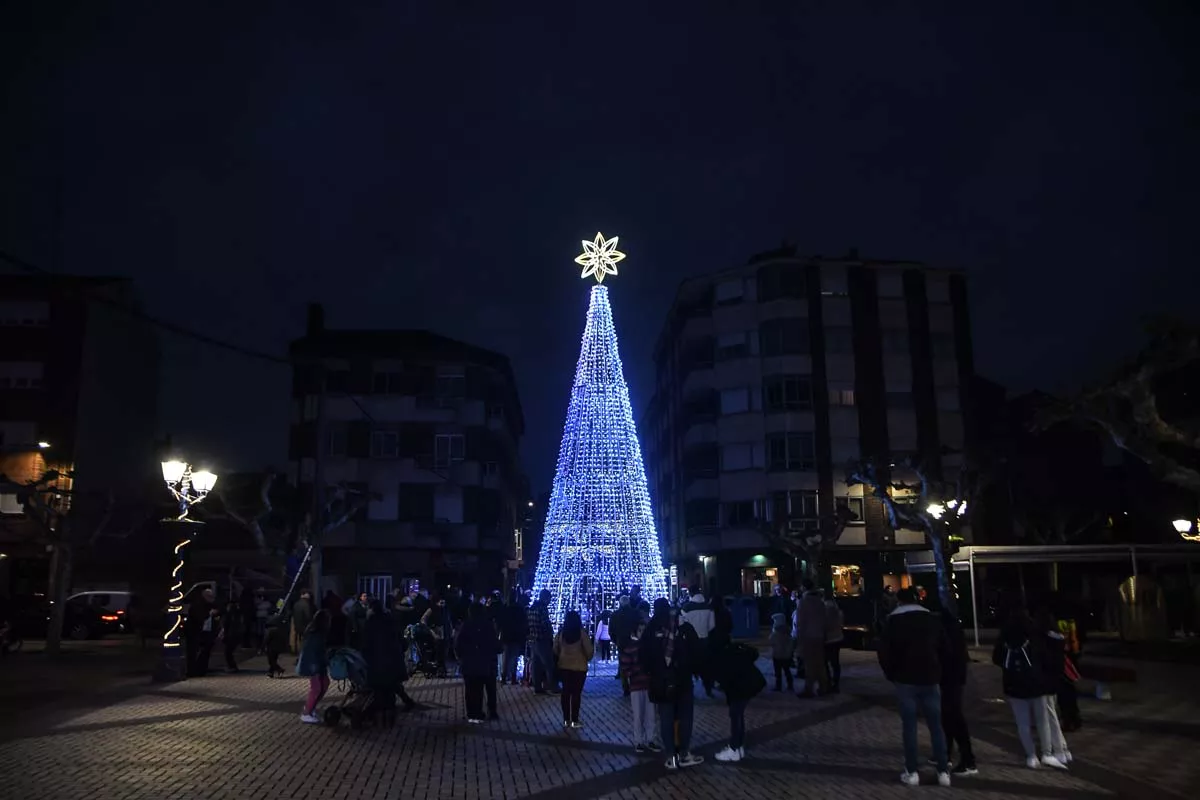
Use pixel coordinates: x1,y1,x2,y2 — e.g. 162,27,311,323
575,232,626,284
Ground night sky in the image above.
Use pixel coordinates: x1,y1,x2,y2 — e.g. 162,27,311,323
2,1,1196,492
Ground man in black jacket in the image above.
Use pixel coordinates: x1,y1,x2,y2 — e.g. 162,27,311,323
936,605,977,775
878,588,952,787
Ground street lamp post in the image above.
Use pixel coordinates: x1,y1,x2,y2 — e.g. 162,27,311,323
153,460,217,683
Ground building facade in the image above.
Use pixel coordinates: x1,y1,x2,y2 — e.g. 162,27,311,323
288,306,526,599
0,276,159,594
641,247,974,615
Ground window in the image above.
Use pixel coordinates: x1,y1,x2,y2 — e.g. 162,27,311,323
327,424,348,457
881,330,910,354
766,432,815,471
398,483,435,521
372,371,404,394
434,433,465,468
326,370,351,393
937,389,960,412
926,275,951,304
831,564,864,597
436,367,465,399
719,388,750,415
885,392,914,410
483,461,500,477
714,279,744,305
835,496,865,523
357,574,392,600
757,263,806,301
0,362,44,390
930,333,956,359
877,272,904,297
759,318,809,356
771,489,818,520
828,384,855,407
724,500,764,527
370,431,399,458
303,395,319,421
820,268,849,297
720,443,763,471
824,327,853,354
763,375,813,411
715,331,753,361
684,498,720,528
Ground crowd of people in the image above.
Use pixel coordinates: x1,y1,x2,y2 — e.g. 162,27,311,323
182,578,1087,784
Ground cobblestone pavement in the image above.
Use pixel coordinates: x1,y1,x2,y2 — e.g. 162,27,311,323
0,647,1191,799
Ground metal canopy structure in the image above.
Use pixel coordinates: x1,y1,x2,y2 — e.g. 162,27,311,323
904,544,1200,646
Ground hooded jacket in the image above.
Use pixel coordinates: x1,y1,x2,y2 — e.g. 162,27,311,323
991,620,1049,699
794,591,827,643
681,593,715,639
877,603,946,686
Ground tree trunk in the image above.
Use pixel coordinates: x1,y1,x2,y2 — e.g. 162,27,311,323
928,529,958,617
45,541,72,656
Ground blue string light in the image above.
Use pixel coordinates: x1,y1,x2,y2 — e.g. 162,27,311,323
531,285,668,626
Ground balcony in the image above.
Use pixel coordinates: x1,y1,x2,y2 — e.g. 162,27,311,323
682,421,717,448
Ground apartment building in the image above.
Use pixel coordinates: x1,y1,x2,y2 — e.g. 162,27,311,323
0,276,159,594
641,246,974,609
288,305,526,598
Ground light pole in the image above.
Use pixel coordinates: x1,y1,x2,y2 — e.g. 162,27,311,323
154,460,217,683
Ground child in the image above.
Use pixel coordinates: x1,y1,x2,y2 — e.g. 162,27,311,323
619,610,661,753
596,611,612,661
713,640,767,762
296,610,330,723
768,613,794,692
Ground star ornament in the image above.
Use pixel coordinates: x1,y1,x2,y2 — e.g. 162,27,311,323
575,232,626,284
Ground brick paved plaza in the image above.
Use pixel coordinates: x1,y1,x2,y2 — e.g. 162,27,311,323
1,647,1194,799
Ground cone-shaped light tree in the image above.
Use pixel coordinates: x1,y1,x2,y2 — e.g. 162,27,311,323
531,233,668,626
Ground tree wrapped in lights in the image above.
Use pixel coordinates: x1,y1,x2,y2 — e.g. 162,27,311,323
531,233,668,626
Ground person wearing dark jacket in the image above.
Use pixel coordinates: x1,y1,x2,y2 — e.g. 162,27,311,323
934,603,977,775
712,641,767,762
362,601,415,715
794,581,829,697
1035,609,1072,767
455,603,500,722
525,589,558,694
639,598,704,770
878,588,952,787
992,607,1062,770
500,597,528,685
221,601,242,673
611,590,641,696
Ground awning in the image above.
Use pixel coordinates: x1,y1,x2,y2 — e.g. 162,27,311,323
905,543,1200,573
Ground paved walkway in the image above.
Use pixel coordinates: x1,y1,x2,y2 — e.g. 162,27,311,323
0,648,1192,799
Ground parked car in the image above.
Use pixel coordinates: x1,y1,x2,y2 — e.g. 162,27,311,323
66,591,134,637
4,593,110,640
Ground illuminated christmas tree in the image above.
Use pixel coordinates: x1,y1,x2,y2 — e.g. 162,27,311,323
531,233,668,626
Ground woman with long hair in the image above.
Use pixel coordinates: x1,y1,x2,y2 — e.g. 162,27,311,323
296,609,331,723
554,610,594,728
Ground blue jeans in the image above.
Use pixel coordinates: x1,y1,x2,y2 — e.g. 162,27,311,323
658,685,695,756
895,683,948,773
728,700,748,749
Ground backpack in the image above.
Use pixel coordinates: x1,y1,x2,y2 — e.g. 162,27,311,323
1002,640,1033,676
328,647,369,687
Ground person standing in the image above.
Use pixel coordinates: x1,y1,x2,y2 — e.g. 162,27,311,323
640,598,704,770
610,592,638,696
291,590,314,656
554,610,594,728
824,596,844,693
794,581,829,698
595,611,612,662
993,607,1063,770
296,610,331,723
768,613,795,692
456,603,500,722
1036,609,1072,767
620,609,661,753
526,589,558,694
878,587,952,787
681,586,716,696
186,588,218,677
500,593,528,685
937,604,978,775
1056,610,1083,731
221,600,242,673
712,640,767,762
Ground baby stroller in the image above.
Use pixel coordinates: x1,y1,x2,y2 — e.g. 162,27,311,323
323,647,373,729
405,623,441,678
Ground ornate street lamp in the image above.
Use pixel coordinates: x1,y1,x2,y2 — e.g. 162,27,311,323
154,460,217,683
1172,519,1200,543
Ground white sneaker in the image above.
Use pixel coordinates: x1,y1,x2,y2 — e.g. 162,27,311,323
1061,750,1073,764
1041,755,1068,770
737,747,746,760
937,772,951,787
714,746,741,762
677,753,704,768
1026,756,1040,769
300,713,320,724
900,771,920,786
